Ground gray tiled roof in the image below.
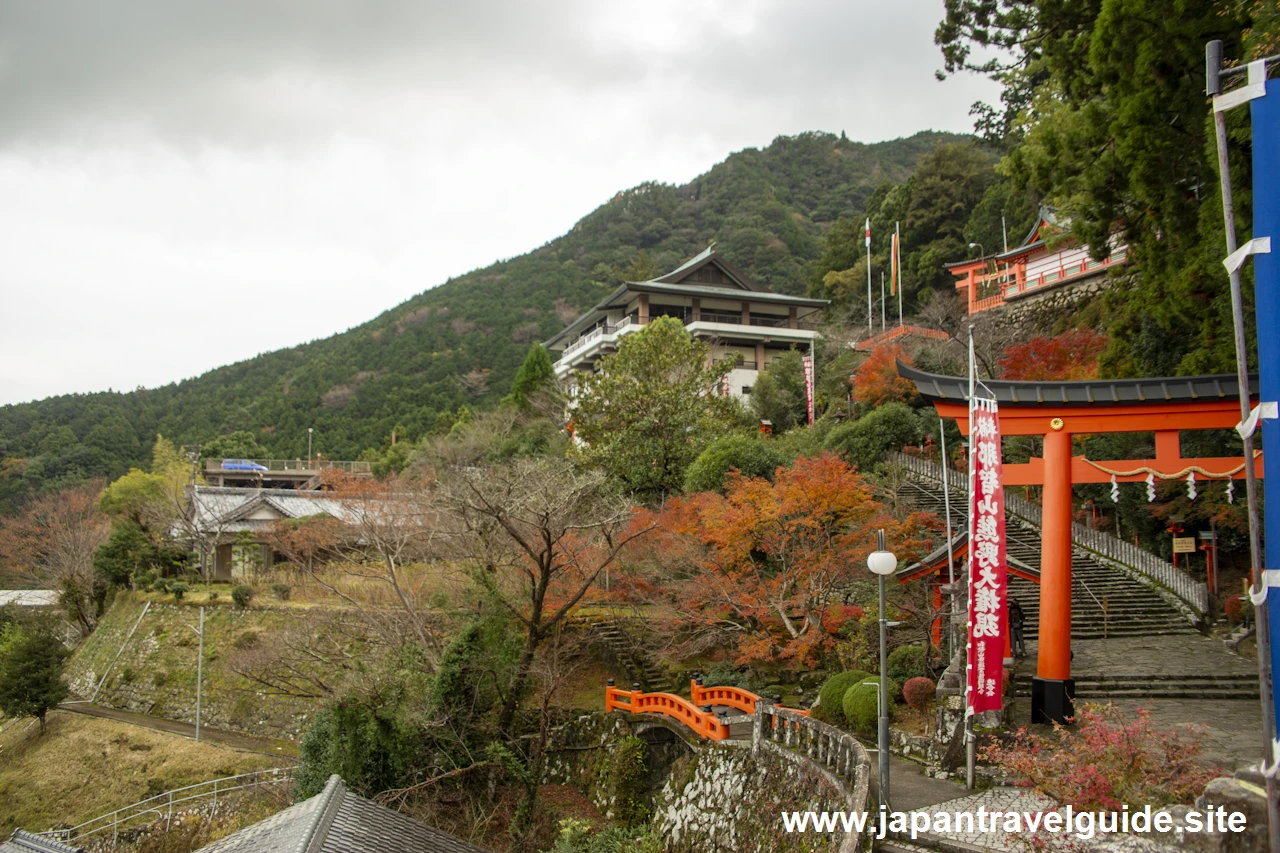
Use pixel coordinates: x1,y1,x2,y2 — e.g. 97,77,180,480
192,775,490,853
897,361,1258,407
188,487,363,535
0,831,84,853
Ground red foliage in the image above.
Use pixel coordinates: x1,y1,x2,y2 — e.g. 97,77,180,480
997,329,1108,381
852,344,919,408
902,677,936,712
633,453,936,666
1225,594,1246,623
982,703,1223,810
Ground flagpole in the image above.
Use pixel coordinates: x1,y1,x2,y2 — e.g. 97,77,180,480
966,323,977,790
896,221,903,327
865,218,873,338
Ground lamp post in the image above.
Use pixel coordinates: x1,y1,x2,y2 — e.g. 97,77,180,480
307,428,313,467
868,529,898,808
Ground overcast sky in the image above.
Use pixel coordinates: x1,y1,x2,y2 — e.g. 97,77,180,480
0,1,998,406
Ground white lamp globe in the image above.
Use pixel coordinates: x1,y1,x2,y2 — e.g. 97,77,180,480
867,550,898,576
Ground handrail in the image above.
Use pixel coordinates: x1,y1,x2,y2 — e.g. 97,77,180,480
690,680,810,718
44,768,291,843
756,704,869,797
605,686,730,740
889,452,1207,616
204,459,371,474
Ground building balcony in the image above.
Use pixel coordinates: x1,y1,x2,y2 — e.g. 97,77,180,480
553,314,818,377
963,246,1127,314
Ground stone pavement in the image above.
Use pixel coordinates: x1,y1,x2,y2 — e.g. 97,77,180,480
1008,633,1266,771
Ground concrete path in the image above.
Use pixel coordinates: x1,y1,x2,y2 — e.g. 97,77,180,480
58,702,298,759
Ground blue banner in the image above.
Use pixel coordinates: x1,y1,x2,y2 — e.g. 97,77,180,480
1251,78,1280,733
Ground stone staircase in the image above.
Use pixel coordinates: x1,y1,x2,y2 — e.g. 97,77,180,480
898,478,1197,640
592,618,675,693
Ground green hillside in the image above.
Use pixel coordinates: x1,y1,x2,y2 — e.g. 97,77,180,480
0,129,966,502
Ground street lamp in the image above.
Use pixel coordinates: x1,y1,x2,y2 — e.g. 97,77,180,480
307,428,313,467
867,528,898,808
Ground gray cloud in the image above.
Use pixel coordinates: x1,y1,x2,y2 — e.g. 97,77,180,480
0,1,998,405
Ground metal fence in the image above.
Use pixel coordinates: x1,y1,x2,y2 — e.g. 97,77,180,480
205,459,371,474
44,768,291,845
889,452,1208,616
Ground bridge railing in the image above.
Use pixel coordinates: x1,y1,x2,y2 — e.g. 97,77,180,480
605,684,729,740
890,452,1208,616
757,703,870,795
43,767,291,844
690,680,809,718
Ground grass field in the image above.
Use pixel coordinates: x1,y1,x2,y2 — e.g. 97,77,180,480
0,710,280,834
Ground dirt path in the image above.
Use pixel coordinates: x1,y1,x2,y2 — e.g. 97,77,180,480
58,701,299,760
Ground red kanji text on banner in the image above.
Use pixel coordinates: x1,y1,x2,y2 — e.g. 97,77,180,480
968,398,1007,714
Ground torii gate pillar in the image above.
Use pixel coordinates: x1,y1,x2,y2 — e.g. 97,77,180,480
1034,427,1074,722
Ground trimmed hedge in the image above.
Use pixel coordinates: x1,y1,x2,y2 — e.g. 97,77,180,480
817,670,872,725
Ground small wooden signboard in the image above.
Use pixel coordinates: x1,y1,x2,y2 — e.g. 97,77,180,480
1172,537,1197,554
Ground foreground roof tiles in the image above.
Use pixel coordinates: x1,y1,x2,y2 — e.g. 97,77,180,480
193,775,490,853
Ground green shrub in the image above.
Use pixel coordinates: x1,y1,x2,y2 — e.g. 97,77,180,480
271,583,291,601
133,571,156,591
150,578,170,593
609,735,651,827
207,590,219,601
700,662,761,692
234,631,259,650
683,435,784,493
887,643,927,682
823,402,922,472
843,677,897,735
231,585,254,609
817,670,872,725
169,582,191,602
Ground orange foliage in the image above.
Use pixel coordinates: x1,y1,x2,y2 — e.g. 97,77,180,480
635,453,935,666
852,344,919,408
997,329,1108,381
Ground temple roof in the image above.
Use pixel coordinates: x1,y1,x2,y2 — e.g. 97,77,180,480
897,361,1259,407
545,246,827,348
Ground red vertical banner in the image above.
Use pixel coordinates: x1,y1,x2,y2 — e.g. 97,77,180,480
802,355,815,425
967,399,1007,714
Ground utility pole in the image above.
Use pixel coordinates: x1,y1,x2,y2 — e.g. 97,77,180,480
186,607,205,742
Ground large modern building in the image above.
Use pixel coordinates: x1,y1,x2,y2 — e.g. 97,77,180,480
545,246,828,399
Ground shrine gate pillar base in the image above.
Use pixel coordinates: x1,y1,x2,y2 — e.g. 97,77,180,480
1033,427,1075,725
1031,678,1075,725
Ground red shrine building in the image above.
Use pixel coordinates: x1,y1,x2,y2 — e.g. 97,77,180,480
947,208,1129,315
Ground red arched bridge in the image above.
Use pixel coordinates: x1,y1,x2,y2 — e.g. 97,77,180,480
604,678,809,741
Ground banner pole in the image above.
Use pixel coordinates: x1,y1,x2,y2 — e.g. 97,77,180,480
965,324,976,790
1208,43,1280,852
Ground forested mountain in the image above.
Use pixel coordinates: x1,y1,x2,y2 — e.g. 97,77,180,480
0,129,967,504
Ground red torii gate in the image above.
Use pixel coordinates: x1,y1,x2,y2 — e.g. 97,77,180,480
898,363,1262,724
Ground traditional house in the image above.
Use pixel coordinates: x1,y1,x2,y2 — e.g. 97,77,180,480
545,246,828,399
186,486,359,580
947,208,1128,315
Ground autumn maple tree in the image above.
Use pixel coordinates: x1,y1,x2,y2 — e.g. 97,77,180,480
852,344,920,409
641,453,934,665
997,329,1108,381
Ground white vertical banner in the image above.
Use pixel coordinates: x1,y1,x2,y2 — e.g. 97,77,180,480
802,355,815,426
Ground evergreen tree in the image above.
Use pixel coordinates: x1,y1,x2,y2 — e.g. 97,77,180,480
504,344,557,410
0,626,70,733
571,317,742,497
